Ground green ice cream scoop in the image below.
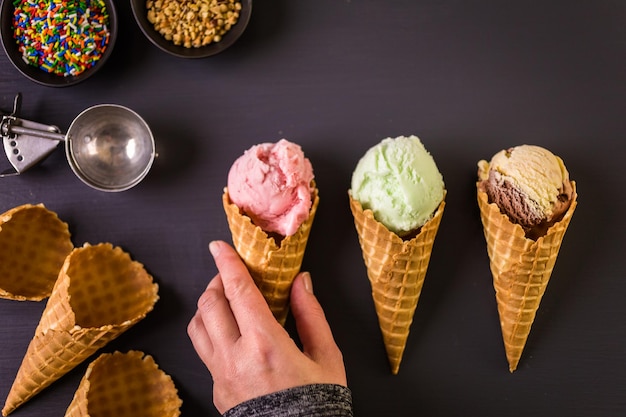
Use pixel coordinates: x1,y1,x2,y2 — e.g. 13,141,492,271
350,136,445,236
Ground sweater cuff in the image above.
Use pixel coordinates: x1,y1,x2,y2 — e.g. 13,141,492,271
223,383,353,417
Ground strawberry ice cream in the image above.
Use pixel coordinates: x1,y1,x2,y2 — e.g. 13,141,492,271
227,139,315,237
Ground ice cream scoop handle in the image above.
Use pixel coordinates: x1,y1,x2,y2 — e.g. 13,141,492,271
4,124,66,142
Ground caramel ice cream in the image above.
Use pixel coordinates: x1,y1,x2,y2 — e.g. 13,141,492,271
478,145,573,239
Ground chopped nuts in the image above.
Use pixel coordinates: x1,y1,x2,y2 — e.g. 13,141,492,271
146,0,242,48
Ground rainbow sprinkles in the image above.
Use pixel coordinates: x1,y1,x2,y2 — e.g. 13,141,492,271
11,0,110,77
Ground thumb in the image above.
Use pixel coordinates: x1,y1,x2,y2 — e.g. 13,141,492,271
290,272,340,362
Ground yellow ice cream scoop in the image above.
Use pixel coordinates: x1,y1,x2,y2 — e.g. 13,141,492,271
478,144,573,239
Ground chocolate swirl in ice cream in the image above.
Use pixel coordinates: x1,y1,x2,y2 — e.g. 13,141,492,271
478,145,573,240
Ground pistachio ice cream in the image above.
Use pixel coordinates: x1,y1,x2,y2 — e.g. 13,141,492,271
350,135,445,236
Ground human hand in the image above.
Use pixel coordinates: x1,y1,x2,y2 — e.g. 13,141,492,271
187,240,347,413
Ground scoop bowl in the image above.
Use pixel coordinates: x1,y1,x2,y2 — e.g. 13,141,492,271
66,105,155,192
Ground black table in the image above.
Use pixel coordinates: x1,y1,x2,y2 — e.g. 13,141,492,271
1,1,625,416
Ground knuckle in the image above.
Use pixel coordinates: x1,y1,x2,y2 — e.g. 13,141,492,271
245,331,276,365
251,340,274,362
186,316,207,342
228,274,256,299
186,318,199,338
197,287,221,312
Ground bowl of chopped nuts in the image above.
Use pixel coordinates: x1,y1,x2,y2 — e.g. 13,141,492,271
0,0,118,87
131,0,252,58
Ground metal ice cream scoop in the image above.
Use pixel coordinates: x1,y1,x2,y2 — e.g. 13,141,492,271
1,94,155,192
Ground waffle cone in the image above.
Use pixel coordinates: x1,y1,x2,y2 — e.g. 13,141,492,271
2,243,159,416
222,187,319,326
349,194,445,374
64,351,182,417
0,204,73,301
477,182,577,372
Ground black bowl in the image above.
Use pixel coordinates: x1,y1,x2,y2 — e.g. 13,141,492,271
131,0,252,58
0,0,117,87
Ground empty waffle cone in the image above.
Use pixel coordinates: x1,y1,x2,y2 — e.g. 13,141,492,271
0,204,73,301
222,186,319,326
349,194,445,375
2,243,159,416
477,182,577,372
65,350,182,417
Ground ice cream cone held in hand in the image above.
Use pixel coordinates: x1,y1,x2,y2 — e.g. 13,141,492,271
477,145,577,372
223,139,318,325
2,243,159,416
349,136,446,374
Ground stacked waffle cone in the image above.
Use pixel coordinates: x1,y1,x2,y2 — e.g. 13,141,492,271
349,194,445,374
477,182,577,372
222,187,319,325
2,243,159,416
0,204,73,301
65,350,182,417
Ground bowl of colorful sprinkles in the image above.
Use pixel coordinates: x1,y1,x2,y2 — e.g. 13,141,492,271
130,0,252,58
0,0,117,87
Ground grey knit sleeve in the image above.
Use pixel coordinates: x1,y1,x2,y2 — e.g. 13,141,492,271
222,383,353,417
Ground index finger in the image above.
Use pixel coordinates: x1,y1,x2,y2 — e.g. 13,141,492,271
209,240,276,332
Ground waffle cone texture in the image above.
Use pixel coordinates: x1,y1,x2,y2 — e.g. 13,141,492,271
2,243,159,416
0,204,73,301
477,182,577,372
222,187,319,326
65,350,182,417
349,194,445,375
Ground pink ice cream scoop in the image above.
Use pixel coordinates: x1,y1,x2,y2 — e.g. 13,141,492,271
227,139,315,237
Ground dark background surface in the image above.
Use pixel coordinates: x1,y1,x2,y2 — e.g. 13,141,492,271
1,1,625,416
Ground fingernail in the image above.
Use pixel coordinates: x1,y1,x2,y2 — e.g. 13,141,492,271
209,241,222,257
301,272,313,294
